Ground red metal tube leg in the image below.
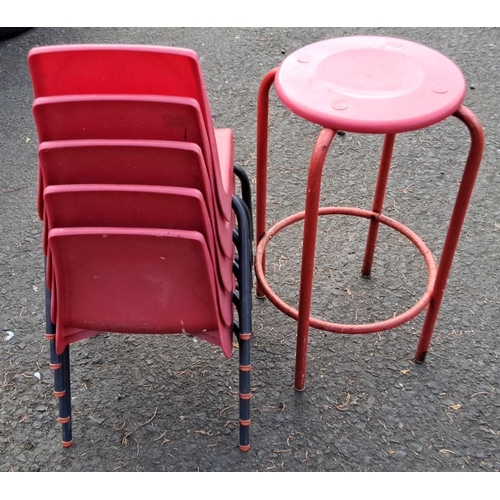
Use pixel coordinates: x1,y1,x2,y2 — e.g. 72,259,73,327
361,133,397,278
295,128,336,391
415,106,485,362
256,68,277,298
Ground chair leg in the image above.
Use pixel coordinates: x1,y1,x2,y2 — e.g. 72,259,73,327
45,264,73,447
58,346,73,447
46,283,63,399
234,164,253,239
361,133,396,278
232,196,252,451
232,198,254,267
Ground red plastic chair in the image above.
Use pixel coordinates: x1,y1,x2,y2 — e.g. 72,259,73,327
43,184,234,328
43,197,252,452
28,44,233,222
28,44,253,452
32,95,235,260
49,227,231,355
39,141,234,295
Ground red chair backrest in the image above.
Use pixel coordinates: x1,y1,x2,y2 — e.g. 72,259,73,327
33,94,209,149
28,45,214,138
49,227,233,357
37,139,210,218
43,184,232,315
44,184,211,235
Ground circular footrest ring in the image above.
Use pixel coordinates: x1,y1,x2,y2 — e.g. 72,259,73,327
255,207,437,334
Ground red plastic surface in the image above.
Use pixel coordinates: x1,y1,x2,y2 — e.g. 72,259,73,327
27,44,240,361
49,227,233,357
38,140,234,292
275,36,467,134
43,185,234,324
33,95,234,259
33,95,207,143
37,139,211,218
28,44,233,221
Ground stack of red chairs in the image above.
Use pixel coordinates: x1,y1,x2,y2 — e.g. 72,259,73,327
28,45,253,451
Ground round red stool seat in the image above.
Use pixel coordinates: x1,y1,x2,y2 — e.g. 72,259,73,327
275,36,467,134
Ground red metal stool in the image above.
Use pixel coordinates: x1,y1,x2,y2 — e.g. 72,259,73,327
254,36,485,391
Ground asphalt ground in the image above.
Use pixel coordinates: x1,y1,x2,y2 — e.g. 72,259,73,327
0,27,499,478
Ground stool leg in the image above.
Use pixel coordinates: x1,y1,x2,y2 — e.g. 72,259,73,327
295,128,336,391
256,68,277,298
415,106,484,362
361,133,397,278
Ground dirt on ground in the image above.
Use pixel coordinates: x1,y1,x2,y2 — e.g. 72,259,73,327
1,27,499,472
